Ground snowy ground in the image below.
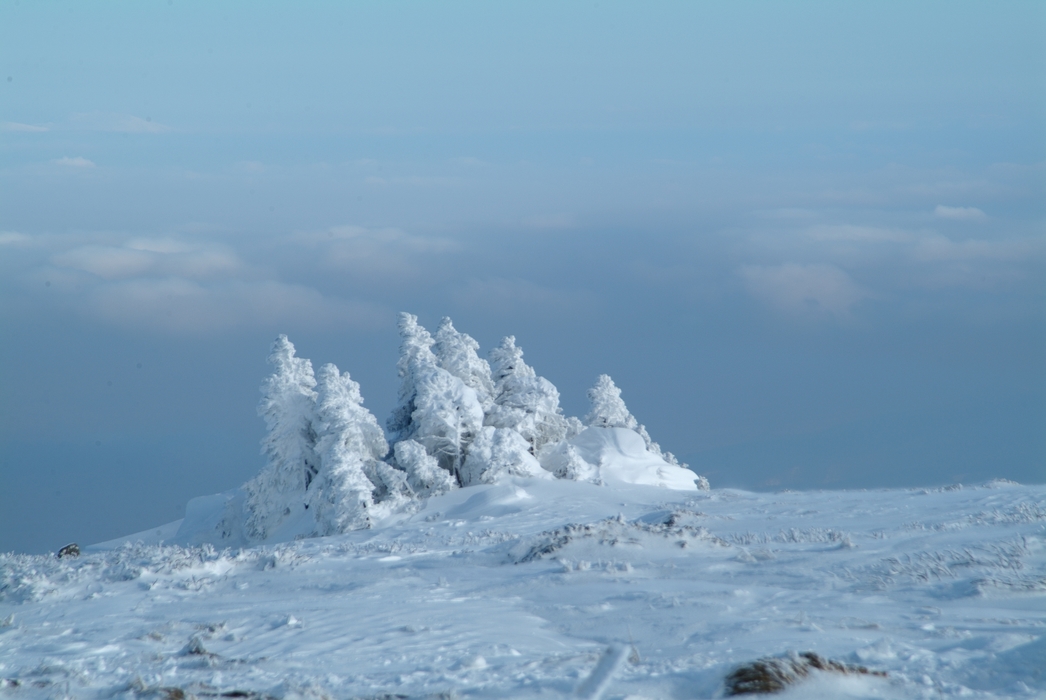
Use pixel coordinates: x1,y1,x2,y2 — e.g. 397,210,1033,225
2,478,1044,699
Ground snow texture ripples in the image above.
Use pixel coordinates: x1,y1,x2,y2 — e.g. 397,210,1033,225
1,478,1044,699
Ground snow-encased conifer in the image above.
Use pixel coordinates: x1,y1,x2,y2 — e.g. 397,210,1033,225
459,426,550,486
244,335,320,541
584,374,689,471
309,363,389,535
433,317,495,410
362,461,415,518
394,439,456,498
410,367,484,484
585,375,635,430
539,442,601,483
386,313,438,445
486,336,581,456
388,313,484,485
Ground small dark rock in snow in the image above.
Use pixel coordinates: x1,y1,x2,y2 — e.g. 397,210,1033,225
724,651,885,695
57,543,80,558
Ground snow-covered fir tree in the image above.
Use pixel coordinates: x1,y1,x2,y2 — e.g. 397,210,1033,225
361,460,415,519
538,441,601,483
584,374,687,470
386,313,438,445
244,335,320,541
585,374,635,430
459,426,549,486
433,317,495,410
388,313,484,485
409,366,484,484
486,335,581,456
393,439,456,498
309,363,389,535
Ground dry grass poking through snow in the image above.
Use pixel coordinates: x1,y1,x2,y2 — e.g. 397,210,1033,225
724,651,886,696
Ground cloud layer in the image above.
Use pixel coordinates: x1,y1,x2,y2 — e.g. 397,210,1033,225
52,156,95,168
934,205,986,221
3,230,401,333
3,200,1038,337
1,121,49,133
740,263,869,318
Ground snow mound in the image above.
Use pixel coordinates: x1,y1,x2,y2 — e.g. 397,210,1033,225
542,427,702,491
174,490,246,547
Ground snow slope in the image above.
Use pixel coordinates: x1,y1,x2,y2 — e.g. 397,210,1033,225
1,478,1044,699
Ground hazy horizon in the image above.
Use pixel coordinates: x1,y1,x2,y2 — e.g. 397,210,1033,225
2,1,1044,554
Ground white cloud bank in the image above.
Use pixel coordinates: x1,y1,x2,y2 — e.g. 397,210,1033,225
739,263,870,318
51,239,241,280
10,229,408,334
1,121,49,132
294,225,457,279
732,206,1044,319
89,278,383,333
912,235,1040,262
934,205,986,221
0,231,34,247
52,156,95,168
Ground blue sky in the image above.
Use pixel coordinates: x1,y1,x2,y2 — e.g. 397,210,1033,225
1,1,1044,553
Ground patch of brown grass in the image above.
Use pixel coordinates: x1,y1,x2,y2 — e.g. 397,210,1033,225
725,651,886,695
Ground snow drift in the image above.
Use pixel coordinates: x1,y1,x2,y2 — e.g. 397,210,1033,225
540,427,704,491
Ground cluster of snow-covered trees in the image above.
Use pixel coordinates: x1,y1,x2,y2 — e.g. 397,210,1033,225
243,313,706,541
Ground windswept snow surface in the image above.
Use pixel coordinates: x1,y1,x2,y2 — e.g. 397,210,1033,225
2,480,1044,699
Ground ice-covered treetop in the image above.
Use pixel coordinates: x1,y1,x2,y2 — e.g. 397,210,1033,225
258,334,318,438
395,312,437,377
433,317,495,405
488,336,536,385
585,374,637,430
